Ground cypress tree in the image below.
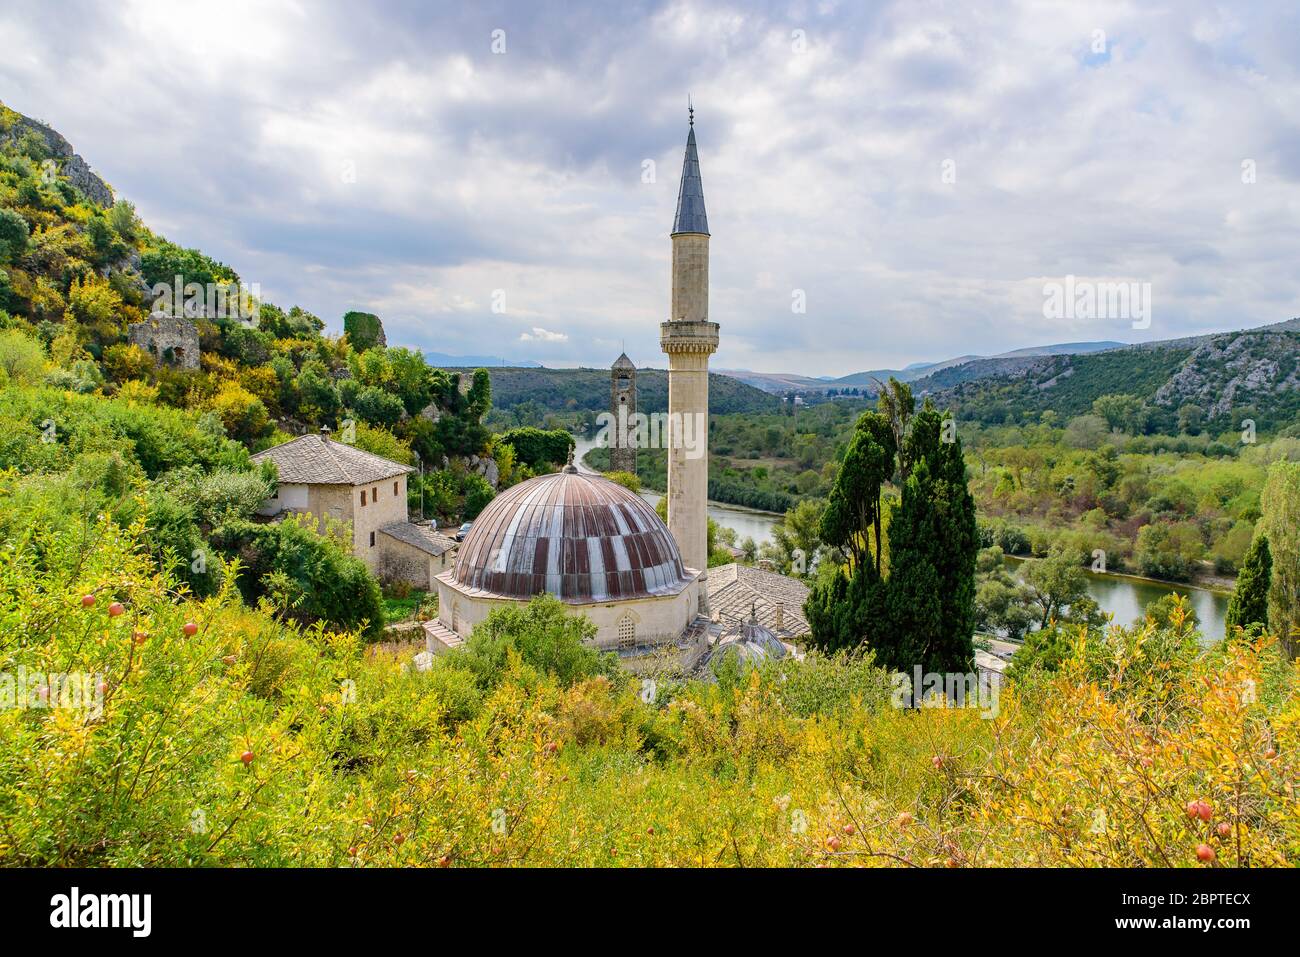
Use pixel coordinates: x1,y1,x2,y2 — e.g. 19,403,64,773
882,460,945,670
1225,533,1271,636
804,387,977,675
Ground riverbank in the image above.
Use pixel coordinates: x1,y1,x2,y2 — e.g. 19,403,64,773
1003,554,1230,640
1003,553,1235,595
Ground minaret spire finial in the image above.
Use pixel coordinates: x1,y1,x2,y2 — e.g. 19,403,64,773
688,94,694,127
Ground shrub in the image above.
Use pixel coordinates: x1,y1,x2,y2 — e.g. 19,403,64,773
450,595,619,691
210,516,385,639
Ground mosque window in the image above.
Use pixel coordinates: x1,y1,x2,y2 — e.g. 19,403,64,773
617,615,635,649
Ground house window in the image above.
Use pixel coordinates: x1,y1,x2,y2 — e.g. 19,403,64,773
372,486,378,502
361,490,367,506
617,615,635,650
369,531,375,547
393,481,399,496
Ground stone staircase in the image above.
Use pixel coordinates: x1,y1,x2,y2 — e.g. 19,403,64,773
422,619,464,654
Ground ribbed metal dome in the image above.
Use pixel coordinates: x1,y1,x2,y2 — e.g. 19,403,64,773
449,470,693,603
704,611,789,675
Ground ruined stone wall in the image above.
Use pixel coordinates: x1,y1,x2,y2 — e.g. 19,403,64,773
126,315,200,370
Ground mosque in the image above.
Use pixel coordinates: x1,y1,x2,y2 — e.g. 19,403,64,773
424,112,802,674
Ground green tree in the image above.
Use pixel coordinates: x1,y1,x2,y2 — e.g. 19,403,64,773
1092,393,1144,434
353,386,404,429
1022,546,1104,629
605,471,640,492
343,311,384,352
497,427,574,470
1260,462,1300,658
451,594,617,690
1140,592,1199,636
806,395,977,676
211,516,385,639
1225,533,1271,637
974,547,1036,640
0,208,30,263
462,473,495,520
0,329,44,384
819,410,894,572
772,497,825,575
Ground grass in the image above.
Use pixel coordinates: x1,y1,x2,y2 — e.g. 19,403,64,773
382,589,430,623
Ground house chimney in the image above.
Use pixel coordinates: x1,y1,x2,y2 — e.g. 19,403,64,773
774,601,785,632
320,425,331,442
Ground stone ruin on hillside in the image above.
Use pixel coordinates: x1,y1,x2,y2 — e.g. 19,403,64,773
127,314,200,370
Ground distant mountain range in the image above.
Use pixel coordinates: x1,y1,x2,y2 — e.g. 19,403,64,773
717,340,1125,395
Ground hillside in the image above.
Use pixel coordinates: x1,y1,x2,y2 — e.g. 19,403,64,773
938,319,1300,433
460,365,781,416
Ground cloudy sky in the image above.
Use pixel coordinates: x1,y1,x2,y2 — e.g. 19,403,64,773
3,0,1298,375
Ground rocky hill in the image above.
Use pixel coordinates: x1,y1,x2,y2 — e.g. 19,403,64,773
0,103,113,207
938,318,1300,433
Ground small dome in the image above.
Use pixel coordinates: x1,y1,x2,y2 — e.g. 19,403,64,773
450,470,692,602
705,610,788,675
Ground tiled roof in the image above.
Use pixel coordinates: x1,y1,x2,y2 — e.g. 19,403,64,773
671,126,709,236
706,563,810,639
378,521,459,557
251,433,412,485
612,352,636,370
444,470,694,603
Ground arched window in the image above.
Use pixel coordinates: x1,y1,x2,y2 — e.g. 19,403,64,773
617,615,635,650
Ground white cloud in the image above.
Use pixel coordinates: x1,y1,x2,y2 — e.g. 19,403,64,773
1,0,1297,375
520,327,569,343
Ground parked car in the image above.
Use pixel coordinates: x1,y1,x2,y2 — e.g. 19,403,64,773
456,521,473,541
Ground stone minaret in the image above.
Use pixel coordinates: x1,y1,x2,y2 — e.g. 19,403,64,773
660,107,718,595
610,352,637,474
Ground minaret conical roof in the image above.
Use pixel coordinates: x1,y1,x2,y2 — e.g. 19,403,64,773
671,125,709,236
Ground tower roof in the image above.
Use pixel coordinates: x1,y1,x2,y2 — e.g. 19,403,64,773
612,352,636,371
671,124,709,236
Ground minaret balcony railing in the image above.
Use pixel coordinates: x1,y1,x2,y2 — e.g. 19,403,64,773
659,320,719,354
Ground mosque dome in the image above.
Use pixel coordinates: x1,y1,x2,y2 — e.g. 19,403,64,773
449,467,693,603
705,609,789,675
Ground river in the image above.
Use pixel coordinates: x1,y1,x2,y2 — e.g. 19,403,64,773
572,433,1231,638
1005,556,1229,640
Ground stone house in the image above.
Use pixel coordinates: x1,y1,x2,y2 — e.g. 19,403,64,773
251,427,455,579
376,521,459,590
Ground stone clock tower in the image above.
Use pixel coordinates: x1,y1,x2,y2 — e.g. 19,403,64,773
660,107,718,597
609,352,637,474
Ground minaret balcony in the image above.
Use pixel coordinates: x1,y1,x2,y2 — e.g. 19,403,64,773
659,320,719,355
